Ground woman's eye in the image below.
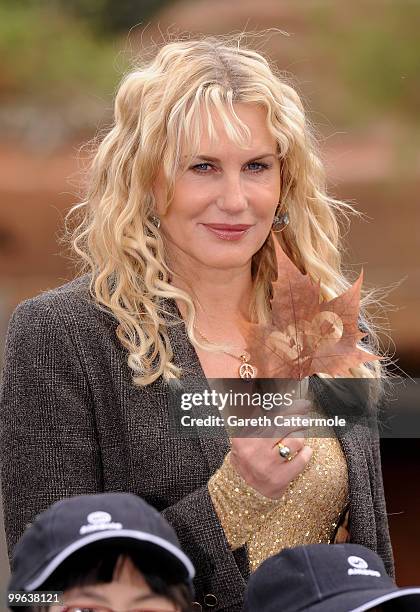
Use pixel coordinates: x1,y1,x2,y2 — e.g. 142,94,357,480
191,162,270,173
192,163,212,173
247,162,269,172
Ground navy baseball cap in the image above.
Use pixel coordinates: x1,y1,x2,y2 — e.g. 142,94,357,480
243,543,420,611
9,492,195,593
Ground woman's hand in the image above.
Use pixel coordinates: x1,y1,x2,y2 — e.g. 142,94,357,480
229,399,313,499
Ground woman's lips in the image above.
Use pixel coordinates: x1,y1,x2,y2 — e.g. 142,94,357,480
202,223,252,241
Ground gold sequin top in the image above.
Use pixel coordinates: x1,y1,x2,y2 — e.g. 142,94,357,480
208,433,349,572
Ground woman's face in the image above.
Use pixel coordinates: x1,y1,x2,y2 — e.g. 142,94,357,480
50,556,179,611
153,103,281,273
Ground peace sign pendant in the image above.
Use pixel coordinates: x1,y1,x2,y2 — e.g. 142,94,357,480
239,352,257,379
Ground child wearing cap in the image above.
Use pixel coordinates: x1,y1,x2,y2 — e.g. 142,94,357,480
243,543,420,612
7,493,195,612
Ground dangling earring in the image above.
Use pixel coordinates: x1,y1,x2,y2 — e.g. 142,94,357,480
272,205,289,232
150,215,161,229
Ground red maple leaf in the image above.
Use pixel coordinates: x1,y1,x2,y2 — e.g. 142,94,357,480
244,240,382,379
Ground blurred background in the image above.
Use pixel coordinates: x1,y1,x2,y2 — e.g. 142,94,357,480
0,0,419,596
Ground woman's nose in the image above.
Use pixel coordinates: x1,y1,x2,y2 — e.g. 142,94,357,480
216,174,248,213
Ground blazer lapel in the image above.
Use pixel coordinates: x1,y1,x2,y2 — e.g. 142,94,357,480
309,376,377,549
163,298,230,474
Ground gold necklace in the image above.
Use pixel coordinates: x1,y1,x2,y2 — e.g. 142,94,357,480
194,326,257,380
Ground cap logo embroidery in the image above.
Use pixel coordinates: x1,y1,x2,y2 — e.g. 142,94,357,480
79,511,123,535
347,555,381,577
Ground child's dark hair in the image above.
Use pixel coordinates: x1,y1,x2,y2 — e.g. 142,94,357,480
18,540,192,612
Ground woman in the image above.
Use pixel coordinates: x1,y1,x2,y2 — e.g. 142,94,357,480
0,36,393,611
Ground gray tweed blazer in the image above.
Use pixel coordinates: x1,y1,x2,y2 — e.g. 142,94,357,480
0,276,394,611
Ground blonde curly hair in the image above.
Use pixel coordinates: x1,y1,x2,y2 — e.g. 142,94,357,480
68,34,386,388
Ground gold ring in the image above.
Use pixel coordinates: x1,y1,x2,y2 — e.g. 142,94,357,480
277,442,292,461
